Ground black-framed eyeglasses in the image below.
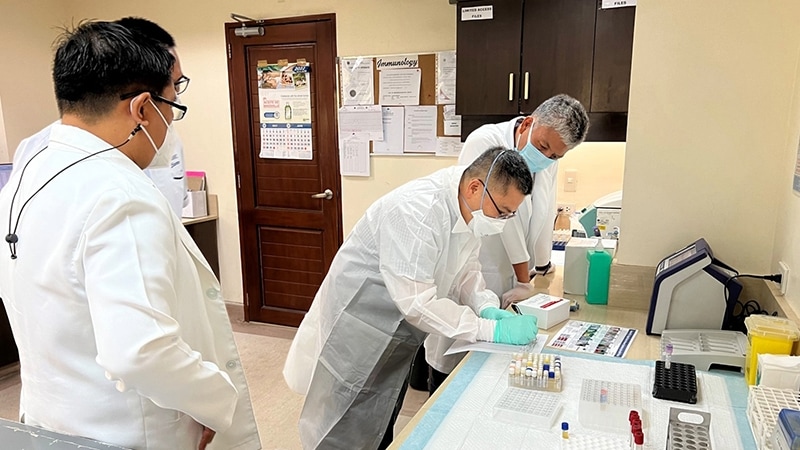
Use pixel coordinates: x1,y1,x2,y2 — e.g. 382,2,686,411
174,75,190,95
478,179,516,220
120,91,188,121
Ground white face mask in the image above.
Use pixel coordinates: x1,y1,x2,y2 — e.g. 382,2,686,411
467,208,507,238
462,150,511,238
461,188,507,238
139,99,177,169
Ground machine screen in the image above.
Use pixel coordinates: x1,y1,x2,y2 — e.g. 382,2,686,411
663,246,696,270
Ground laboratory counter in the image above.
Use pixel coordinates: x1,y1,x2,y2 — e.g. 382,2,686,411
390,265,753,449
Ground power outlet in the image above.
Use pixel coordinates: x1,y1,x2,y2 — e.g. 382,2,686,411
557,203,575,215
779,261,790,295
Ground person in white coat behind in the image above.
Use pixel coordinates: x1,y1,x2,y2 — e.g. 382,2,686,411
0,21,259,450
425,94,590,394
284,148,538,449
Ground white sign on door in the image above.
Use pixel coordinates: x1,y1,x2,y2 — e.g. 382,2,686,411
461,6,493,21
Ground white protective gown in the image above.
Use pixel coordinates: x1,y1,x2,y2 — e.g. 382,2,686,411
283,166,499,449
13,120,188,217
425,117,558,374
0,124,260,450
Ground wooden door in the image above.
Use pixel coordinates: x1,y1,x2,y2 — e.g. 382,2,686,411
225,14,342,326
591,5,636,112
519,0,596,114
455,0,524,116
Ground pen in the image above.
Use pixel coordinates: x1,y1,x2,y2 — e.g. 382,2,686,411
540,298,566,309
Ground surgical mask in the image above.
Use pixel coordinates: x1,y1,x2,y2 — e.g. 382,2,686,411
517,123,554,173
139,99,177,169
467,208,506,238
461,168,508,238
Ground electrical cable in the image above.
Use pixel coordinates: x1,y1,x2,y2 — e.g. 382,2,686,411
724,273,781,333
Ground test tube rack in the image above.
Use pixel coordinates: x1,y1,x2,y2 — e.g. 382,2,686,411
652,360,698,404
493,388,562,429
667,407,712,450
660,329,748,372
506,352,562,392
578,379,642,435
747,385,800,450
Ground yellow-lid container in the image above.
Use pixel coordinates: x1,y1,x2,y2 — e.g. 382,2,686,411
745,315,800,385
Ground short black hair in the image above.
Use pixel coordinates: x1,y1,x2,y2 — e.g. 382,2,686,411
115,17,175,48
53,21,174,120
463,147,533,196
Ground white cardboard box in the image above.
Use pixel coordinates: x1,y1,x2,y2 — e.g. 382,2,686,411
515,293,570,330
563,238,617,295
182,190,207,218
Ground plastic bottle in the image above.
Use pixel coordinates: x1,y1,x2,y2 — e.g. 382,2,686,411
586,239,611,304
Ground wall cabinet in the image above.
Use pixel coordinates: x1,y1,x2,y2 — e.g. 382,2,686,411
456,0,635,141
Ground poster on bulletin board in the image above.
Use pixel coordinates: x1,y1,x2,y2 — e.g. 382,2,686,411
257,61,313,160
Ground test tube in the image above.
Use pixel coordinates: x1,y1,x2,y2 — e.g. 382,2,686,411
600,387,608,410
634,430,644,449
665,343,673,370
561,422,569,440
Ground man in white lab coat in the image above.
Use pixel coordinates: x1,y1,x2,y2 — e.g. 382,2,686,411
0,21,259,450
284,148,538,449
425,94,590,394
12,17,189,218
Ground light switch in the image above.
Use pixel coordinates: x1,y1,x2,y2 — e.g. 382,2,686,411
564,169,577,192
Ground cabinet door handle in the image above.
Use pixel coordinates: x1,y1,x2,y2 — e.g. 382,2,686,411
524,72,530,100
508,73,515,102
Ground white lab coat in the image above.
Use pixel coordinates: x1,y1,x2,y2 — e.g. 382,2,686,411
13,120,189,217
0,124,260,450
425,117,558,374
283,166,498,449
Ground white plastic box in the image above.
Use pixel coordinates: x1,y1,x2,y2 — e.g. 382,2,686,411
493,387,562,429
182,191,207,218
563,238,617,295
182,171,208,218
515,293,570,330
758,354,800,390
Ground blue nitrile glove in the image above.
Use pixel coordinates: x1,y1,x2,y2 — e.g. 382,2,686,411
480,306,515,320
493,315,538,345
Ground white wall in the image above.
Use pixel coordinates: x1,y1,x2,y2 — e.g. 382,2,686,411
0,0,64,152
618,1,800,276
772,33,800,311
555,142,625,212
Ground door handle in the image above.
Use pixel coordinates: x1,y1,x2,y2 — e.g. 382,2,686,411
508,73,515,101
524,72,530,100
311,189,333,200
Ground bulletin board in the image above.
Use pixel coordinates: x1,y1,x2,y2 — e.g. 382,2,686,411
336,51,461,165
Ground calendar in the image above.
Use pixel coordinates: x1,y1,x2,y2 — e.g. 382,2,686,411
257,62,313,160
260,123,312,159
